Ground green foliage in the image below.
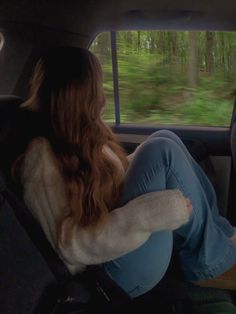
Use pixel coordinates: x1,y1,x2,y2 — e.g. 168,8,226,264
179,91,233,126
90,31,236,127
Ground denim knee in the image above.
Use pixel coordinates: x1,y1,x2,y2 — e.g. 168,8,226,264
148,129,179,142
137,137,182,167
147,130,184,146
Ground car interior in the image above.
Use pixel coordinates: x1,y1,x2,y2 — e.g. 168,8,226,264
1,0,236,313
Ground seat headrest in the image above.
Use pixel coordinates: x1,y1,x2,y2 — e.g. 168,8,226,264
0,95,49,166
0,95,23,143
0,95,22,108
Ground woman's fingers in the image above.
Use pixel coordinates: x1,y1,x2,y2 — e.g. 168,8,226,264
185,197,193,215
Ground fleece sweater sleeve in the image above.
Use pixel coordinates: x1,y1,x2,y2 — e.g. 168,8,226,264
59,189,189,266
22,137,190,268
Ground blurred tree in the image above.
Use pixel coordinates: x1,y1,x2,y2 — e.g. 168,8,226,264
188,31,198,87
205,31,214,72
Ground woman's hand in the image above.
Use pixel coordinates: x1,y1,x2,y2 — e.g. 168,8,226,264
185,197,193,215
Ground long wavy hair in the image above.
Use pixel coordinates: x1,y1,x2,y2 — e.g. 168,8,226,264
21,47,128,244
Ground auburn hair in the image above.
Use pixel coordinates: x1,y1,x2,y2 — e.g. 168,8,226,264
21,47,128,245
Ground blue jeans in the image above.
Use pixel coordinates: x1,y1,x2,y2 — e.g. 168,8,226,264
101,130,236,298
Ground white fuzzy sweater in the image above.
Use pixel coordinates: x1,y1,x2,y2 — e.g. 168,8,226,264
21,137,190,274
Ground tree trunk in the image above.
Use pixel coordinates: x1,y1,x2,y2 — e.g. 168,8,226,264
205,31,214,72
188,31,198,87
137,31,141,51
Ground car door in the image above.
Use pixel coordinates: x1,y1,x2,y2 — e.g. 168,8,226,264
90,30,236,222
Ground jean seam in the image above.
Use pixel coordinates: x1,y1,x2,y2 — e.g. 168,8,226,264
142,160,195,220
144,159,191,205
134,160,165,193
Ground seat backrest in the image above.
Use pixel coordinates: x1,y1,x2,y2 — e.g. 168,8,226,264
0,95,133,313
0,95,50,190
0,96,62,312
0,95,22,142
0,175,59,313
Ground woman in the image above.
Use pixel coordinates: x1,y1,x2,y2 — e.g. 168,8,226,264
17,46,236,298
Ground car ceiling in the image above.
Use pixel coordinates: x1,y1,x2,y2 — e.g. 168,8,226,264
1,0,236,38
1,0,236,97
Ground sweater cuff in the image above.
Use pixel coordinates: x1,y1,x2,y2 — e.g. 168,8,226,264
129,189,190,232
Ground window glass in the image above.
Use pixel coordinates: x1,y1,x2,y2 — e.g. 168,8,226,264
90,33,115,123
91,31,236,127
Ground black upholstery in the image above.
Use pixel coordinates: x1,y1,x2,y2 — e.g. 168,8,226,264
0,96,49,190
0,175,59,313
0,96,59,313
0,95,22,142
0,95,25,193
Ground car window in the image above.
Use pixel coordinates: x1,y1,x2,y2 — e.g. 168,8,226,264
90,30,236,127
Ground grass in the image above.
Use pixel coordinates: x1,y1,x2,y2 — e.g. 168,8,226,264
102,70,235,127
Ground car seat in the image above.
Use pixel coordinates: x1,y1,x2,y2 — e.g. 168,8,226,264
0,95,134,313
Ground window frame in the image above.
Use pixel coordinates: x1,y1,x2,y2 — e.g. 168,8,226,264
0,32,4,52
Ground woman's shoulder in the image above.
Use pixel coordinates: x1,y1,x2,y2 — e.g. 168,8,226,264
25,136,58,163
26,136,52,154
22,137,59,182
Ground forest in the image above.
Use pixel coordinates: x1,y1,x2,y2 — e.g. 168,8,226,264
91,31,236,126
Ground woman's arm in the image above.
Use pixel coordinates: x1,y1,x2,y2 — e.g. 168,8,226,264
22,137,190,266
59,189,189,266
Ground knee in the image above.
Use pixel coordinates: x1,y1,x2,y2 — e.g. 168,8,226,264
137,137,181,162
149,129,180,142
